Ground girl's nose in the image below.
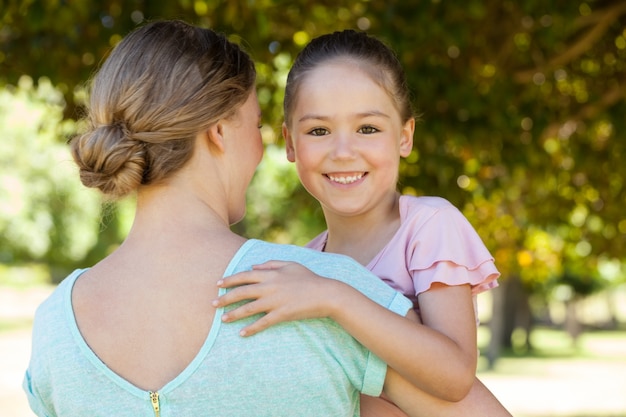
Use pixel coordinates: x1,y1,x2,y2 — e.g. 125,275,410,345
330,132,357,160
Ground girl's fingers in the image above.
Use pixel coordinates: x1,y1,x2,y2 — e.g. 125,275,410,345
220,301,285,336
237,314,276,337
211,261,324,336
217,270,262,288
221,299,263,322
213,283,260,307
218,263,289,288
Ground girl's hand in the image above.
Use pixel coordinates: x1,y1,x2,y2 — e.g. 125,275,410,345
212,260,346,336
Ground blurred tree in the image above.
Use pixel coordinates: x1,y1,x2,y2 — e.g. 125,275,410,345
0,76,105,280
1,0,625,360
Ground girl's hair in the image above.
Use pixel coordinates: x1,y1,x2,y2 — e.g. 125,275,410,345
284,29,414,126
71,20,256,198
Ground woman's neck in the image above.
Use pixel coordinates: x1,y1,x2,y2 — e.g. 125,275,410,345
91,182,246,289
119,182,241,256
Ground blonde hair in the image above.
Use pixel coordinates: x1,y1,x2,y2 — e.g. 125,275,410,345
72,20,256,198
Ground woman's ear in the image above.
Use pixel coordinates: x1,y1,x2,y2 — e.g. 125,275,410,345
283,122,296,162
206,121,226,153
399,117,415,158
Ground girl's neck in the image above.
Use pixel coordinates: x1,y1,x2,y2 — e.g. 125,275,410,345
323,193,402,266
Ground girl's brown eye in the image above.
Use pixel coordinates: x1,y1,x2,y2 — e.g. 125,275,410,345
359,126,378,134
309,128,328,136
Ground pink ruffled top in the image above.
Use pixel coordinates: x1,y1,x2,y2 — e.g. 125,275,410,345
307,195,500,318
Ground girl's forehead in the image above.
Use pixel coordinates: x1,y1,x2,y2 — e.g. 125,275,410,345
303,60,384,89
293,65,401,121
309,57,373,76
301,63,390,101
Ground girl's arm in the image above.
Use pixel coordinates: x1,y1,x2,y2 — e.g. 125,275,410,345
384,368,513,417
213,260,476,401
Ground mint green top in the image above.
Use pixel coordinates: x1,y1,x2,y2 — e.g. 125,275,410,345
24,239,411,417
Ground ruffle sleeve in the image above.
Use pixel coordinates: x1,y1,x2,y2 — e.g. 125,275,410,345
403,196,500,296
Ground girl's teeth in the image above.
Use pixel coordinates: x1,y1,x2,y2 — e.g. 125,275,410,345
328,174,363,184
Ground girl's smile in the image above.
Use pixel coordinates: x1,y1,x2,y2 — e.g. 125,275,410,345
325,172,366,185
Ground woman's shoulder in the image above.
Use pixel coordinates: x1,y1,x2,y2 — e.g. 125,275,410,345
35,270,85,311
31,269,86,341
233,240,411,312
236,239,352,266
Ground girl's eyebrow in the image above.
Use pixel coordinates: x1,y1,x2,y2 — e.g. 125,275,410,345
298,110,390,123
298,113,330,123
357,110,390,119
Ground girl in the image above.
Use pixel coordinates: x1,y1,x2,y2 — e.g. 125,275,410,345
215,30,512,416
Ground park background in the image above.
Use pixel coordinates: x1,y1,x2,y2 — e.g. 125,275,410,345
1,0,626,415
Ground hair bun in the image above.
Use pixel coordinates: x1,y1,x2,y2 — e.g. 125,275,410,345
71,123,147,198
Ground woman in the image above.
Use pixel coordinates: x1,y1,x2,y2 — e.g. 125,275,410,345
22,20,413,417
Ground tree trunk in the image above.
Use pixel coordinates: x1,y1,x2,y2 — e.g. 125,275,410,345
485,282,506,368
486,275,532,368
565,297,582,345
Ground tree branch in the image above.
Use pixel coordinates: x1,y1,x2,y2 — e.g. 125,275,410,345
576,80,626,120
514,2,626,83
540,78,626,141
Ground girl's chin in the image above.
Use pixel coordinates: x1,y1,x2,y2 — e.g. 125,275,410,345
322,202,368,217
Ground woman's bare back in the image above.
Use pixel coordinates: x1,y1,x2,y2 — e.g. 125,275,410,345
71,237,244,391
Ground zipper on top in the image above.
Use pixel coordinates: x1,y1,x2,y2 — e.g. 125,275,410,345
149,391,160,417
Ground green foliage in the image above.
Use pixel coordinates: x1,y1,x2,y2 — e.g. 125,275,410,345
0,76,101,267
1,0,625,294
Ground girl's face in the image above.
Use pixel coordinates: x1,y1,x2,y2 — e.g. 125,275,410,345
284,61,414,218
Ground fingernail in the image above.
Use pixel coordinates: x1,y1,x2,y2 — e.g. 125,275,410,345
216,279,223,286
